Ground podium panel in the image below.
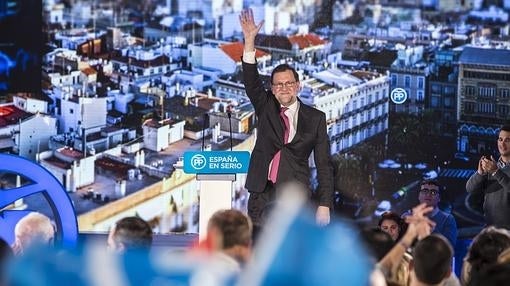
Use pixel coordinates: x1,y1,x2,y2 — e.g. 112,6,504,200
197,174,236,240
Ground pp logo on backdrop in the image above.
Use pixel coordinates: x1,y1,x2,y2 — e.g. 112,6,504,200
390,88,408,104
0,154,78,248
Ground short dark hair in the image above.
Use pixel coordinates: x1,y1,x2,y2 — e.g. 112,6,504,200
378,211,402,228
412,234,453,284
420,179,440,188
270,64,299,84
469,262,510,286
208,209,252,249
420,180,442,195
113,217,153,250
466,227,510,282
500,125,510,133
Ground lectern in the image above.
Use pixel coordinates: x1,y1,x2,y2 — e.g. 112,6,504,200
183,151,250,240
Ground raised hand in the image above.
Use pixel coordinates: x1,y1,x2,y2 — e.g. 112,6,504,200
477,157,485,175
239,9,264,51
404,203,435,241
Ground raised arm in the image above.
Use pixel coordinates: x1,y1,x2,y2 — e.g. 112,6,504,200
239,9,264,54
239,9,268,112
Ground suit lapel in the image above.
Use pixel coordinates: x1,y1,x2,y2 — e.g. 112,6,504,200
268,94,285,144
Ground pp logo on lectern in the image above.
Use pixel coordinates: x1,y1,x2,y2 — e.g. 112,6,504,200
184,151,250,174
190,154,207,170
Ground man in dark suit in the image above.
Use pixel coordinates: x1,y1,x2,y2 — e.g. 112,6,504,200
239,9,334,232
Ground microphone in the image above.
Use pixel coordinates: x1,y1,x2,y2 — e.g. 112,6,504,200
202,113,208,151
227,111,233,151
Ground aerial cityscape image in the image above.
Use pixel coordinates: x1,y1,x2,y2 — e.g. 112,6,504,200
1,0,510,256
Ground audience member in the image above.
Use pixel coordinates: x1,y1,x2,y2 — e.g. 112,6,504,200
0,238,13,286
410,234,456,286
378,211,405,242
466,124,510,229
11,212,55,256
360,227,412,285
403,180,457,248
360,228,395,261
207,209,253,270
377,203,435,286
107,216,153,253
468,261,510,286
461,226,510,285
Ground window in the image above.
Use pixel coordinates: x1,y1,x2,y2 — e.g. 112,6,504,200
499,105,510,116
417,91,424,101
418,77,424,89
464,102,475,113
444,86,455,95
404,76,411,88
391,74,397,86
444,97,452,108
500,89,510,98
431,95,440,108
479,86,496,98
431,84,441,94
70,108,74,114
465,86,475,96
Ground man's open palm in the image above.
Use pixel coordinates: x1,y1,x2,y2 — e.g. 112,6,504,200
239,9,264,41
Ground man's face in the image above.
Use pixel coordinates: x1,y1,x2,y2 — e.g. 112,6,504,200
418,183,440,208
271,70,299,107
498,130,510,158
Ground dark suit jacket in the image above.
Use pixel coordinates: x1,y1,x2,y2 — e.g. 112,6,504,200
242,61,334,208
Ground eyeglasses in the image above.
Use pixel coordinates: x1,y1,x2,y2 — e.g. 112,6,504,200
419,188,439,196
272,81,297,89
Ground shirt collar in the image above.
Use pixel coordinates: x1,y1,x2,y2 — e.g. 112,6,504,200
282,99,299,113
498,157,510,169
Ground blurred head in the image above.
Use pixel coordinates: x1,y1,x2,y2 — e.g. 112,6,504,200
378,212,402,241
107,216,153,253
468,261,510,286
270,64,300,107
0,237,13,285
207,209,252,264
498,125,510,158
412,234,453,285
418,180,441,208
464,226,510,284
360,227,395,261
13,212,54,255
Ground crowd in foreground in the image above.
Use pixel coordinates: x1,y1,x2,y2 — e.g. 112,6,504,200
1,184,510,286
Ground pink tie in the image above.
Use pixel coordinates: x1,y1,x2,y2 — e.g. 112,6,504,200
269,107,290,183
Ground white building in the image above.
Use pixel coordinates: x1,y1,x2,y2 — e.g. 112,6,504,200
188,41,270,74
39,147,95,192
142,118,186,152
13,94,48,114
0,104,57,160
53,88,107,134
17,114,58,160
301,68,390,153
